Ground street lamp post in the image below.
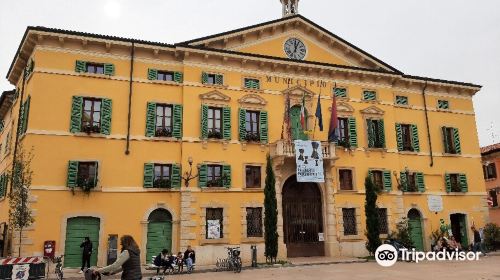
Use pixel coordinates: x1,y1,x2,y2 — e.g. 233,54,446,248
181,156,199,188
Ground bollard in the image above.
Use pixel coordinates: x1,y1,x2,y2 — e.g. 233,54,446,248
251,245,257,267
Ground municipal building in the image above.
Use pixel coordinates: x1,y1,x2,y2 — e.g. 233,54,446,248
0,0,489,266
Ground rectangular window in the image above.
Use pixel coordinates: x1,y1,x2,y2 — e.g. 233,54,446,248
406,173,418,192
334,87,347,98
443,127,458,154
449,174,461,192
204,73,223,85
336,118,349,146
155,104,173,137
339,169,353,191
157,71,174,81
245,111,260,141
371,170,384,190
484,163,497,180
245,166,261,188
153,164,172,188
368,119,384,148
342,208,357,235
363,90,377,101
207,165,223,187
86,63,105,74
244,78,260,90
438,100,449,109
395,95,408,105
401,124,413,151
77,162,98,189
206,208,223,239
378,208,388,234
208,107,222,139
246,207,263,237
82,98,102,133
489,189,498,207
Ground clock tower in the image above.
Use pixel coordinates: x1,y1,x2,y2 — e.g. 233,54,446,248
281,0,299,17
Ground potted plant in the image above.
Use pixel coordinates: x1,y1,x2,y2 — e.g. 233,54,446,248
154,178,172,188
76,176,97,194
208,130,223,139
207,178,223,188
155,128,172,137
244,132,260,142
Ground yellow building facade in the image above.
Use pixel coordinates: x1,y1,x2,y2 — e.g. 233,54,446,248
0,6,489,266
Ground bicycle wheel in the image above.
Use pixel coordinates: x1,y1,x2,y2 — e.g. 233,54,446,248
235,257,242,273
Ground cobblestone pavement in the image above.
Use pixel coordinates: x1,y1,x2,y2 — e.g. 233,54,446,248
60,255,500,280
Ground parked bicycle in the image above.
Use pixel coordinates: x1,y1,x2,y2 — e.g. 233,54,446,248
53,255,64,280
216,247,241,273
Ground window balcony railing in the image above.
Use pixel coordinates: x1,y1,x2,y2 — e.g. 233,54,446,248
270,140,337,160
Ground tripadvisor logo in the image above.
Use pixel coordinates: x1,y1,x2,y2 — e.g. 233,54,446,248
375,244,481,267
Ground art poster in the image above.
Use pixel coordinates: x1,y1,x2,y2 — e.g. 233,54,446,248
295,140,325,183
207,220,221,239
12,264,30,280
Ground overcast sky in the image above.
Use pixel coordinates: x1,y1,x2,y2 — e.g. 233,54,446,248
1,0,499,146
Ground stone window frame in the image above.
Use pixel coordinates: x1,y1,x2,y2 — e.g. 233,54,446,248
242,163,264,190
362,88,379,103
333,85,350,100
336,204,363,240
360,106,386,152
336,167,356,192
240,202,265,243
199,202,229,245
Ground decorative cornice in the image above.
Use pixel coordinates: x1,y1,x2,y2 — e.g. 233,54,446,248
336,102,354,113
282,85,315,100
238,94,267,106
199,90,231,102
360,105,385,116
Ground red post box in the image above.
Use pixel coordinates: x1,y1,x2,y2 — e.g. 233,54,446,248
43,241,55,259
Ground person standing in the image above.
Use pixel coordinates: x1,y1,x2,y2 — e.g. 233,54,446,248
79,237,93,273
95,235,142,280
471,226,486,255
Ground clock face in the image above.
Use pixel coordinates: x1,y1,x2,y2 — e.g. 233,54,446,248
284,38,307,60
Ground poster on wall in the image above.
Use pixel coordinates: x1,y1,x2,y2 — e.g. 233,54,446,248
207,220,221,239
12,264,30,280
427,195,443,212
295,140,325,183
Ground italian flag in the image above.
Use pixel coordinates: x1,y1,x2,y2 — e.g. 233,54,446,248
300,94,306,130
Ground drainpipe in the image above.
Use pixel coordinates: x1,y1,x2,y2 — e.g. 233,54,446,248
125,42,135,155
422,81,434,167
10,68,27,194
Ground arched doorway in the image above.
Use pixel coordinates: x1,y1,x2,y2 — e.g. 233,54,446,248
64,217,100,267
290,106,308,140
408,209,424,251
146,209,172,263
282,176,324,257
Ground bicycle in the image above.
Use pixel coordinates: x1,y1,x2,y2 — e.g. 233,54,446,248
53,255,64,280
216,247,241,273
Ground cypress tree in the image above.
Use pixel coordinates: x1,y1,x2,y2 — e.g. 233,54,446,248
364,175,381,255
264,154,278,263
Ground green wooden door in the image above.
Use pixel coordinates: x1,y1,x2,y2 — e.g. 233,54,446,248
459,215,468,249
408,218,424,251
290,106,308,140
64,217,100,267
146,222,172,263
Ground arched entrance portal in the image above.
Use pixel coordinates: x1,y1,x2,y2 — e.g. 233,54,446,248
146,209,172,263
408,209,424,251
282,175,324,257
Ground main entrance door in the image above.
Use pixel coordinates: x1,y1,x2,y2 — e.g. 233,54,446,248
408,209,424,251
64,217,100,267
450,214,468,249
146,209,172,263
282,176,324,257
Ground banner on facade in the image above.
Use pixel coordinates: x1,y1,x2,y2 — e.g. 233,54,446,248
428,195,443,212
207,220,221,239
295,140,325,183
12,264,30,280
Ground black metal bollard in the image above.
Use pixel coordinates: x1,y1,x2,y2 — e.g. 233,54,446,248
251,245,257,267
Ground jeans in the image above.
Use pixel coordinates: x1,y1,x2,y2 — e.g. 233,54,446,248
473,242,486,254
185,257,193,269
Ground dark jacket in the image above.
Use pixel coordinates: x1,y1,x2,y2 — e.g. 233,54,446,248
473,230,481,243
121,248,142,280
153,253,169,267
80,240,93,255
183,249,195,263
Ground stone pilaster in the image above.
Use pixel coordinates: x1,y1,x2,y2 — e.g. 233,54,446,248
179,189,197,248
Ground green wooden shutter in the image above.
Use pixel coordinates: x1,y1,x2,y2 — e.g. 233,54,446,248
21,96,31,135
222,107,231,140
383,170,392,191
172,105,183,139
145,102,156,137
363,91,376,101
334,88,347,98
378,120,385,148
238,108,247,141
368,170,373,183
445,173,451,193
100,98,112,135
223,165,231,188
143,163,154,188
201,72,208,84
215,74,224,85
171,164,181,188
91,162,98,188
104,63,115,76
75,60,87,73
411,124,420,152
201,105,208,139
147,69,158,80
260,111,269,144
253,80,260,89
459,174,468,192
453,128,461,154
395,123,403,151
198,164,207,188
442,127,450,153
173,72,183,83
348,117,358,148
0,175,6,198
70,96,83,133
400,172,408,192
416,172,425,192
396,96,408,105
67,161,79,188
244,79,252,89
367,119,375,148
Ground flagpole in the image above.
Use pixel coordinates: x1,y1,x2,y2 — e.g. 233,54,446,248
313,87,321,140
281,79,291,141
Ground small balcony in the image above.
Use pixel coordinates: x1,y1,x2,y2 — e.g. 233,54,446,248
270,140,337,161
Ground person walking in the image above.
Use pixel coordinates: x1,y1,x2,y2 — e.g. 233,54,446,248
79,237,93,273
95,235,142,280
471,226,486,255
